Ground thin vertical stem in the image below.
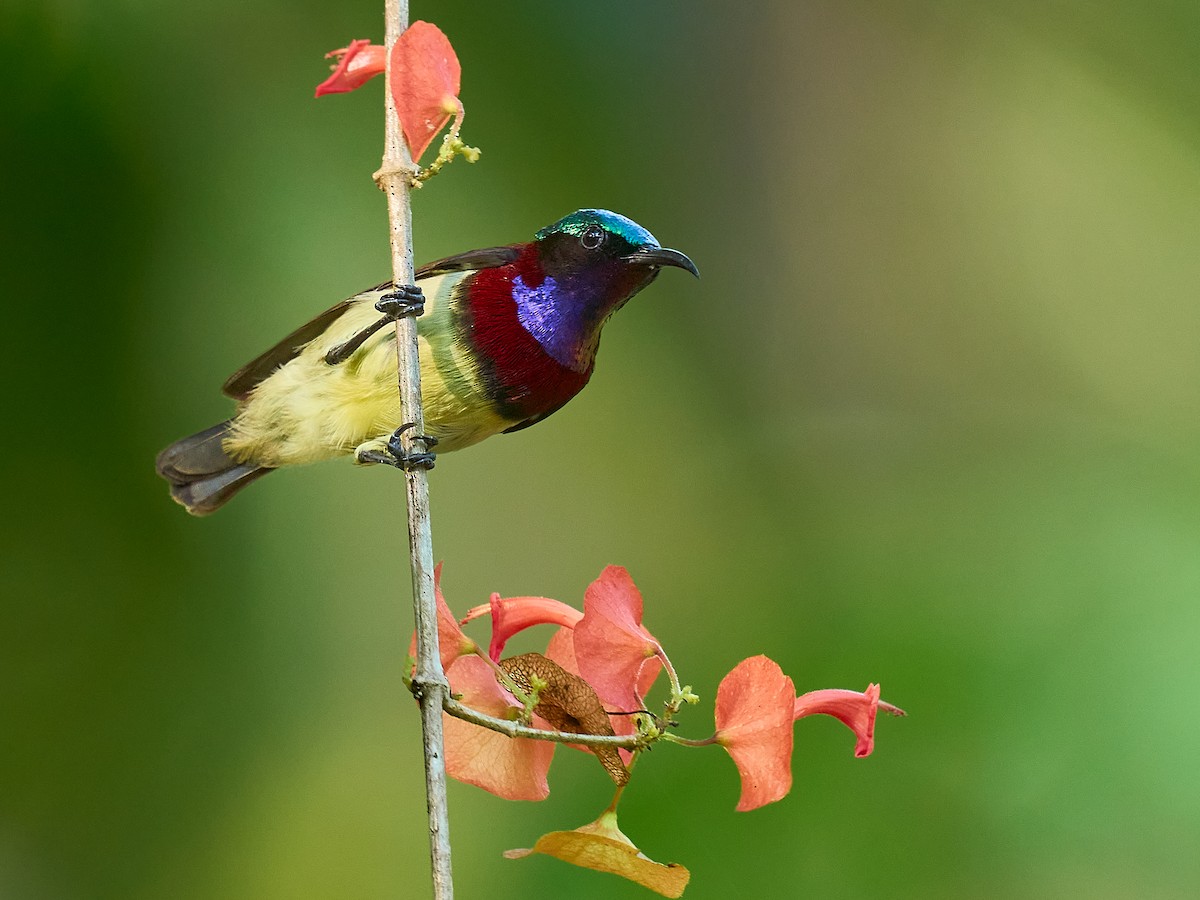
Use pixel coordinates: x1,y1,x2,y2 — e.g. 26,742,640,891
380,2,453,897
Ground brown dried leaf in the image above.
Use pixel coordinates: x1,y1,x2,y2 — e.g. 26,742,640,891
499,652,629,786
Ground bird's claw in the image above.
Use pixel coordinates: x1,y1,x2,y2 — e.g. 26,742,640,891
355,423,438,471
375,284,425,320
388,422,438,456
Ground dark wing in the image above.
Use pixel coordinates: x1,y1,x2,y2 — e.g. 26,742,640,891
415,245,520,279
221,298,358,399
221,246,519,400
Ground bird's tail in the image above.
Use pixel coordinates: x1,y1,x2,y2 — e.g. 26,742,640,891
156,421,272,515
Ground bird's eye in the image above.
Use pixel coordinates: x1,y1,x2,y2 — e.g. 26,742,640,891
580,225,606,250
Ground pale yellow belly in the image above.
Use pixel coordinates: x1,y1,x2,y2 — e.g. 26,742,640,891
223,279,516,467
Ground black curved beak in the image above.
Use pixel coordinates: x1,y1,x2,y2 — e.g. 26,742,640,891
624,245,700,278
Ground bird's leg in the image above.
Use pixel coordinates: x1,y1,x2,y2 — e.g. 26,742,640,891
324,285,425,366
355,422,439,471
324,316,390,365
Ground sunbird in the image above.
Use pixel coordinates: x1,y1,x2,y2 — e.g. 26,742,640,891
157,209,698,515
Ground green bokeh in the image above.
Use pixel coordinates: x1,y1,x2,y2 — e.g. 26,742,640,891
3,2,1199,898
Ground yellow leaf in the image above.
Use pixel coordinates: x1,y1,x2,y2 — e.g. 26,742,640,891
505,813,689,897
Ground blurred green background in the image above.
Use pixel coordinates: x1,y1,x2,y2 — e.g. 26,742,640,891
3,1,1199,897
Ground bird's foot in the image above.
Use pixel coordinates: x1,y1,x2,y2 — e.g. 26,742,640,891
355,423,438,471
375,284,425,320
324,285,426,366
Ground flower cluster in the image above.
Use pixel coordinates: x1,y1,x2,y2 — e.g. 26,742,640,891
421,565,904,811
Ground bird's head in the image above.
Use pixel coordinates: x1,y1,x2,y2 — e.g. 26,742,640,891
516,209,698,370
534,208,699,290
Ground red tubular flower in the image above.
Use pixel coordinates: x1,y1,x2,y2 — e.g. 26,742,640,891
460,594,582,662
442,656,554,801
314,40,386,97
572,566,665,713
389,21,462,161
315,23,464,162
714,655,796,812
793,684,905,758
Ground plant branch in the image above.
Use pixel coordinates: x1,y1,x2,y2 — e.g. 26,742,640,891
379,1,453,897
442,696,649,750
660,733,720,748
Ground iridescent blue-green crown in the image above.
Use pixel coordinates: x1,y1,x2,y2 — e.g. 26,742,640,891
536,209,659,248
